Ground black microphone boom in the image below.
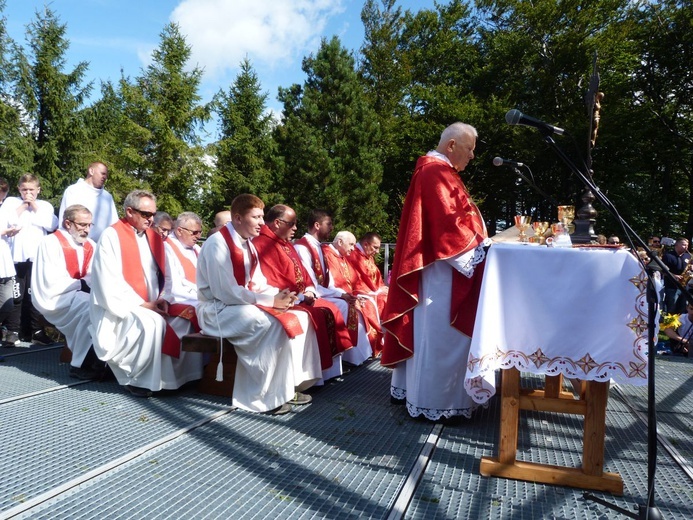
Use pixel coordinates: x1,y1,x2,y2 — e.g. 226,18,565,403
493,156,524,168
505,109,565,136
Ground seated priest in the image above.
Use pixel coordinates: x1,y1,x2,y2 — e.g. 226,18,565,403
346,231,388,316
196,195,321,415
253,204,352,383
162,211,203,340
89,190,203,398
31,204,105,380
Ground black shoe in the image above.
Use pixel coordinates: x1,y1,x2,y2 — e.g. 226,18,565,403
263,403,292,415
390,396,406,406
69,365,101,381
31,330,54,345
125,385,153,398
289,392,312,406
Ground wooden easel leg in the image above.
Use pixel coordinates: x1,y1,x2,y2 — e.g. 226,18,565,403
498,367,520,464
583,380,608,476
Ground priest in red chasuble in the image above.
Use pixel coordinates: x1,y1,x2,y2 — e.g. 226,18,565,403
252,204,352,382
381,122,489,423
346,232,389,316
321,231,383,360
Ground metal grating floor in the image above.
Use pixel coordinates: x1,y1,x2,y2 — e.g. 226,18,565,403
1,345,692,519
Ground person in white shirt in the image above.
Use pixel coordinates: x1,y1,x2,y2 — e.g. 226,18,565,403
32,205,105,379
0,178,19,346
58,161,118,242
3,174,58,344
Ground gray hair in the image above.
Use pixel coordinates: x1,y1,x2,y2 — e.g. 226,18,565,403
123,189,156,213
333,230,355,246
438,122,478,147
62,204,92,229
175,211,202,229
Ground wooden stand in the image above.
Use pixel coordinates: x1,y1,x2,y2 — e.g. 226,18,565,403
181,333,237,398
480,367,623,495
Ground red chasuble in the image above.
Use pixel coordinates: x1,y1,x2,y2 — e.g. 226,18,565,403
321,244,383,357
380,154,487,367
253,225,352,369
54,231,94,279
112,219,181,358
218,225,303,338
346,246,388,316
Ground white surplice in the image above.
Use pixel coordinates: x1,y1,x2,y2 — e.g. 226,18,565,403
89,225,203,391
31,230,94,367
162,235,200,340
391,245,487,421
295,234,371,366
197,224,320,412
58,179,118,242
2,197,58,262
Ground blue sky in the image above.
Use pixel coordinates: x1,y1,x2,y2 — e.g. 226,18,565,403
3,0,436,141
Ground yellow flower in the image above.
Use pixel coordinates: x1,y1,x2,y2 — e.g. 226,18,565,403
661,312,682,330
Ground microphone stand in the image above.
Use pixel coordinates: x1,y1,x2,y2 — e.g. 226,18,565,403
538,130,689,520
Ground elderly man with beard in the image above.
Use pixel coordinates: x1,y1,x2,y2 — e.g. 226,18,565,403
32,204,105,379
89,190,203,397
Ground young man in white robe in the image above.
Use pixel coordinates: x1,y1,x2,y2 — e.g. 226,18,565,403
294,210,372,366
89,190,203,397
58,161,118,242
196,194,321,415
32,205,104,379
162,211,203,340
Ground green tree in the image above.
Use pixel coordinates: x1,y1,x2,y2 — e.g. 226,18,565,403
0,0,33,185
119,23,211,216
213,58,279,211
276,36,387,238
11,6,91,203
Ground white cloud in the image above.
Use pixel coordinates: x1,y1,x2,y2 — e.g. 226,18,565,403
171,0,346,78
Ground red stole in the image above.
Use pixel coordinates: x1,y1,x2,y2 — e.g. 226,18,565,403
380,155,487,367
166,239,200,332
347,247,388,316
295,236,327,286
168,238,197,283
112,219,180,358
54,231,93,279
254,226,351,368
322,245,382,356
219,225,303,338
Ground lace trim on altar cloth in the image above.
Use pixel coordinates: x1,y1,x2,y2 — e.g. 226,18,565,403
458,238,492,278
390,385,483,421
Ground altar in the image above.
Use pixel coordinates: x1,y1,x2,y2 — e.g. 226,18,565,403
464,243,650,494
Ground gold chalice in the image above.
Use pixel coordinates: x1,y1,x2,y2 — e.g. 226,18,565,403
557,205,575,234
532,221,549,245
514,215,531,242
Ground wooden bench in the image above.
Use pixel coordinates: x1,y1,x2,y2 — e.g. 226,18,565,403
181,333,237,398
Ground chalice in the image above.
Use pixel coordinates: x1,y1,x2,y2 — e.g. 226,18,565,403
514,215,531,243
557,205,575,234
532,221,549,245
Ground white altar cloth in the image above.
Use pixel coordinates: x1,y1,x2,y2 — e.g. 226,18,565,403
464,243,649,404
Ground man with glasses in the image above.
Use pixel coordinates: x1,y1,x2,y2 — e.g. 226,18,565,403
163,212,203,342
89,190,203,397
32,205,105,379
153,211,174,239
58,161,118,242
254,204,352,385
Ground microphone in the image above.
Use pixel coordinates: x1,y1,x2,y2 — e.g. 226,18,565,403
505,109,565,135
493,156,524,168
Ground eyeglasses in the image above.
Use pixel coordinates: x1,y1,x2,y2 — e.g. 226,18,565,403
651,240,660,244
156,226,172,237
69,220,92,230
131,208,155,219
180,227,202,236
278,219,297,227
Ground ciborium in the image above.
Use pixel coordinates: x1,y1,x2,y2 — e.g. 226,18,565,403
514,215,531,243
557,205,575,234
531,221,549,245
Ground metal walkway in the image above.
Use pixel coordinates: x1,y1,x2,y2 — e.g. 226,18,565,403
1,343,692,519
